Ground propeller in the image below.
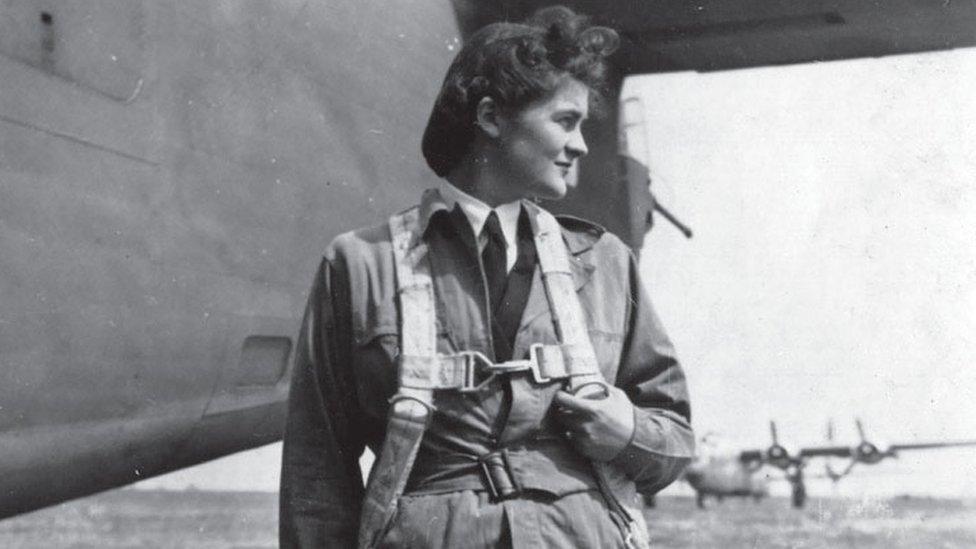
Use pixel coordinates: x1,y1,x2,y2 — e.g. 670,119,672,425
765,420,793,470
825,418,857,481
824,419,842,482
853,417,886,464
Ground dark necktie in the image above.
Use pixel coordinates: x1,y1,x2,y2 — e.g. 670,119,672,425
481,211,507,314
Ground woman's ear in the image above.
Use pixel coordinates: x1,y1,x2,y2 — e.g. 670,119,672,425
475,96,502,138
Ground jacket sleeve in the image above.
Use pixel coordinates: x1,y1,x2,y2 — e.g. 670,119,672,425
280,256,366,548
609,251,695,496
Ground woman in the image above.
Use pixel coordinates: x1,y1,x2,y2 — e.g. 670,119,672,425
280,7,694,548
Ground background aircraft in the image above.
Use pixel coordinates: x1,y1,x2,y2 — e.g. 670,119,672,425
685,421,976,508
682,434,771,509
3,0,976,519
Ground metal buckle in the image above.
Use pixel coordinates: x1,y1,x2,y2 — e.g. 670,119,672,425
478,449,521,501
457,350,493,393
452,346,562,391
527,343,553,384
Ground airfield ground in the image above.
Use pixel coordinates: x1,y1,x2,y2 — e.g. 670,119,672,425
0,491,973,548
648,494,976,548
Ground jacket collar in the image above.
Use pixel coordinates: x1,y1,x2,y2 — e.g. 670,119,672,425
418,188,451,235
557,221,599,257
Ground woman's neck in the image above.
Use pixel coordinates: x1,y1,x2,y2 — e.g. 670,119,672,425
445,152,521,207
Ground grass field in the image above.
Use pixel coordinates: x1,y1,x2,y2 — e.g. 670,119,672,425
0,491,278,549
1,491,974,548
647,495,976,548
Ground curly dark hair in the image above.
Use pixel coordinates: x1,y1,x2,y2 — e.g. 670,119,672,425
421,6,619,177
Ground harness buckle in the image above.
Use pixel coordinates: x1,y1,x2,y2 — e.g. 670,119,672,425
454,346,564,391
457,350,493,393
478,449,521,501
527,343,560,384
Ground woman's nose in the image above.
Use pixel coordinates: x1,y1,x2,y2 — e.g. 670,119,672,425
567,129,588,157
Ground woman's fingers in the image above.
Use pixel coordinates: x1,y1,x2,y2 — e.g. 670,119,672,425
572,381,609,400
552,390,598,415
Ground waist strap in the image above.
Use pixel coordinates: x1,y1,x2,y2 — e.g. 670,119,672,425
406,438,598,499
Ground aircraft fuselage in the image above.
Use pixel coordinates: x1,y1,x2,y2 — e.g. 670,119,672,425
0,0,460,518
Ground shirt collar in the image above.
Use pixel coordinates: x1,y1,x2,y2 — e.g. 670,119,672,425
434,181,522,249
417,186,598,256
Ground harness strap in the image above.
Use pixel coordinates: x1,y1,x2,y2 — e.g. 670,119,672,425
399,342,589,390
357,208,435,548
526,206,602,385
526,202,651,549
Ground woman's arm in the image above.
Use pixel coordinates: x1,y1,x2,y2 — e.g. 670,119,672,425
280,257,366,548
609,251,696,496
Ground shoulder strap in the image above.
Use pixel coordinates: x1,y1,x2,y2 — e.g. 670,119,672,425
527,203,603,387
526,202,652,549
357,207,435,548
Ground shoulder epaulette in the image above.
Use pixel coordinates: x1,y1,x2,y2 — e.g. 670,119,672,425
554,214,606,254
555,214,606,238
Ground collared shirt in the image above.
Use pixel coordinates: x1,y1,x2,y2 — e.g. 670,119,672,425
436,180,522,273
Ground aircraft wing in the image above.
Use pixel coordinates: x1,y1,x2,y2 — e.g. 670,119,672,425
455,0,976,75
890,440,976,452
798,446,857,458
739,440,976,464
738,445,853,462
798,440,976,458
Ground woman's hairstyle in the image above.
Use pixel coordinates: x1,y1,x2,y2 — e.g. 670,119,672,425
421,6,620,177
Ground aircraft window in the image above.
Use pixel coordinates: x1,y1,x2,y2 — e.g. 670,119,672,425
0,0,145,102
237,336,293,386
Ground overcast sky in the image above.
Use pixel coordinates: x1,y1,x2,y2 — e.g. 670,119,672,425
136,47,976,498
632,47,976,497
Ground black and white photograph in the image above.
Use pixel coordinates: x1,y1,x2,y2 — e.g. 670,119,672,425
1,1,975,547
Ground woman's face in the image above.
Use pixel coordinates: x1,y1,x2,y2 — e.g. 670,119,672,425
494,78,590,200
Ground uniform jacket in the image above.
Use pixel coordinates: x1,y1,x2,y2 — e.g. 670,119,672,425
279,190,695,548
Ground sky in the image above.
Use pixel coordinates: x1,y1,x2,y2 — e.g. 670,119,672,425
630,47,976,496
136,47,976,498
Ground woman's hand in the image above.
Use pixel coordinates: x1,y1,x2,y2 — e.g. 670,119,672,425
553,385,635,462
